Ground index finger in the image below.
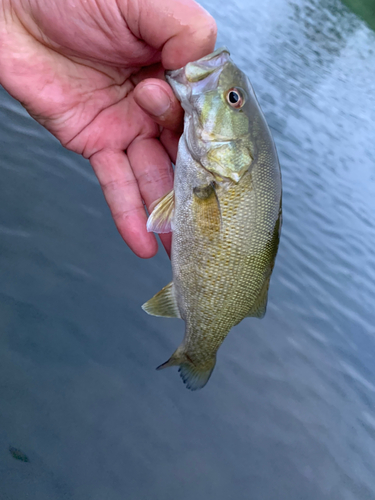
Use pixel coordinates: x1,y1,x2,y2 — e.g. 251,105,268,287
125,0,217,69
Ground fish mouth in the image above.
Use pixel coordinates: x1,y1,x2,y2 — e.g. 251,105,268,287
166,48,236,175
166,47,230,100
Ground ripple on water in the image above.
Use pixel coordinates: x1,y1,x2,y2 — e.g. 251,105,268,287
0,225,31,238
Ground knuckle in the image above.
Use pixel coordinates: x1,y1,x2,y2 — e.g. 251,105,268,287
101,177,137,194
112,206,143,221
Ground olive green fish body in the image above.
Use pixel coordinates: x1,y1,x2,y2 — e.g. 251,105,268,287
143,49,281,390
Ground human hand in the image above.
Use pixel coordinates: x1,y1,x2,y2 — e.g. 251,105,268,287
0,0,217,257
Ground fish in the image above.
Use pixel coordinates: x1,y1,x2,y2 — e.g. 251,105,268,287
142,48,282,391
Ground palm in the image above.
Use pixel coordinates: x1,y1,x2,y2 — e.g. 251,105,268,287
0,0,216,257
6,11,164,150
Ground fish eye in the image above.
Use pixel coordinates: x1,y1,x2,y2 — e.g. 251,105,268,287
226,88,244,108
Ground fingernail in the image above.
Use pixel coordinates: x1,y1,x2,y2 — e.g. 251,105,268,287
136,85,171,117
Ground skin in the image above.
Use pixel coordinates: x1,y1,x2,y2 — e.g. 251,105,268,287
0,0,217,257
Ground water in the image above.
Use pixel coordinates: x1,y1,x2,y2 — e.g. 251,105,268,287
1,0,374,498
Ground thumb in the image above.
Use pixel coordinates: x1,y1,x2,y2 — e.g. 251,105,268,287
133,78,184,133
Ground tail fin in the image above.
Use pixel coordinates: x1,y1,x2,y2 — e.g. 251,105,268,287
157,346,216,391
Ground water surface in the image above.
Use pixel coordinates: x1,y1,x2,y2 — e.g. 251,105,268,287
1,0,375,498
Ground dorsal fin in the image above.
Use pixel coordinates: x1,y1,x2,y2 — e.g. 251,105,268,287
146,190,175,234
247,275,271,319
142,282,180,318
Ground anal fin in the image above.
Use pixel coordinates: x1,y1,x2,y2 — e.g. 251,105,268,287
142,282,180,318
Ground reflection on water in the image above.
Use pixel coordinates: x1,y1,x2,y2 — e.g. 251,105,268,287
341,0,375,31
1,0,375,499
9,446,30,463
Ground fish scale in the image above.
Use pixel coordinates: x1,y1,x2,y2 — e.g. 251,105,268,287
177,174,272,351
143,48,282,390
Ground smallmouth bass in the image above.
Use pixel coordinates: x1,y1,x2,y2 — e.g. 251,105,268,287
143,48,282,390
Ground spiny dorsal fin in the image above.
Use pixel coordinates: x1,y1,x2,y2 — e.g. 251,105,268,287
146,189,175,234
246,275,271,319
142,282,180,318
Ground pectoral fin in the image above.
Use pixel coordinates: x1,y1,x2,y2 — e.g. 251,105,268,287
146,190,175,234
142,282,180,318
193,183,221,236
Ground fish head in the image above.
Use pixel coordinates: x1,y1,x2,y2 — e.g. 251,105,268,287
166,48,258,183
